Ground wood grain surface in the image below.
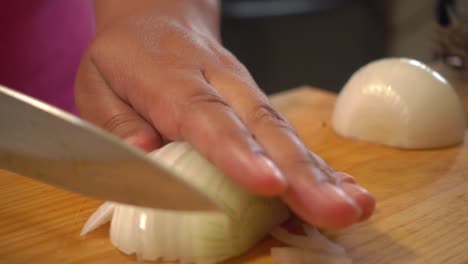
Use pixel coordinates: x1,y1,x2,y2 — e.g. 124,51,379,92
1,87,467,264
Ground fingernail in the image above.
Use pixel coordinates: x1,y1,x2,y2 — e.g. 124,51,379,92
334,172,357,184
322,182,360,209
124,135,148,151
257,154,287,187
340,182,375,221
124,134,141,146
125,133,159,152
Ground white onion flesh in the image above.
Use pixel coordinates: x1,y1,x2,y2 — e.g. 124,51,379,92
270,227,346,256
269,224,352,264
81,142,351,264
332,57,466,149
81,142,289,264
271,247,352,264
80,202,115,236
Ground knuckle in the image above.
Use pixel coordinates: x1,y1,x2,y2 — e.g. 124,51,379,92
308,151,335,175
102,112,140,136
216,50,248,75
87,34,108,61
284,155,331,183
177,91,230,135
288,155,314,168
250,103,291,130
225,59,247,75
186,91,229,111
281,150,335,183
280,154,314,174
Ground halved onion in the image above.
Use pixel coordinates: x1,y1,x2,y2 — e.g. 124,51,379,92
332,57,466,149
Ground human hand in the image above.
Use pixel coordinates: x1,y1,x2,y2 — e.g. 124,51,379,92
75,0,374,229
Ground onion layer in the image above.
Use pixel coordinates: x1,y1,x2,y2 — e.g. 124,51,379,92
270,225,352,264
271,247,352,264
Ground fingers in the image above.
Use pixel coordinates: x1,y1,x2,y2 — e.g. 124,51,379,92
205,67,375,228
334,171,356,184
85,41,288,195
81,40,374,228
141,76,287,196
74,54,162,152
339,182,375,221
181,91,287,195
248,111,363,228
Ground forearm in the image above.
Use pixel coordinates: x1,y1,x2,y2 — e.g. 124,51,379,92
94,0,220,39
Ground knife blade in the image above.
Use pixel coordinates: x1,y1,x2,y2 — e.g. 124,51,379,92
0,85,218,211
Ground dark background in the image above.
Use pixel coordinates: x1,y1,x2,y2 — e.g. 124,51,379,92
219,0,438,94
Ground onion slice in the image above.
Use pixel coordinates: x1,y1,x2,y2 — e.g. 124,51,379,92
271,247,352,264
80,202,115,236
80,142,352,264
80,142,289,264
269,225,352,264
270,226,346,256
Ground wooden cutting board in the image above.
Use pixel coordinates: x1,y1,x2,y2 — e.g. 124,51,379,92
1,87,467,264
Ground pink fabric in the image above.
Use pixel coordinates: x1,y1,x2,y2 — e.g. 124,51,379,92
0,0,95,114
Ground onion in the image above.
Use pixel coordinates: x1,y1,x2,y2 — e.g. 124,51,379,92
332,57,466,149
80,202,115,236
270,225,352,264
270,227,346,256
271,247,352,264
81,142,290,264
81,142,352,264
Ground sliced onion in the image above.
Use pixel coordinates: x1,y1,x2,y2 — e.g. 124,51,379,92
81,142,289,264
269,224,352,264
80,142,353,264
271,247,352,264
270,226,346,256
80,202,115,236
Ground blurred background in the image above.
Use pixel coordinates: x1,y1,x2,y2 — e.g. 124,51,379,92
219,0,451,94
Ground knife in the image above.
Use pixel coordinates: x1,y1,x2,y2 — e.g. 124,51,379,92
0,85,217,211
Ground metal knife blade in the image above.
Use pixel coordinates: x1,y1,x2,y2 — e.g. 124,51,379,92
0,85,217,211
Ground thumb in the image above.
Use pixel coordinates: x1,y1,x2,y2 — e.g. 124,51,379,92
74,54,162,152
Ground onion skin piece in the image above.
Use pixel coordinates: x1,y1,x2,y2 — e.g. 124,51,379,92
332,57,466,149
